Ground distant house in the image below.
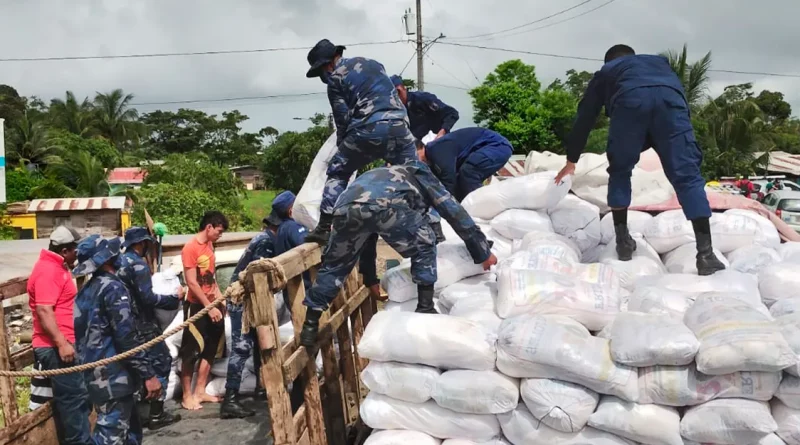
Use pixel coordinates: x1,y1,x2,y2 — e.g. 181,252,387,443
230,165,263,191
6,197,131,240
108,167,146,188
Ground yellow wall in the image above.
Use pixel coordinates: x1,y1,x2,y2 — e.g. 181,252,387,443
121,212,132,233
7,213,37,239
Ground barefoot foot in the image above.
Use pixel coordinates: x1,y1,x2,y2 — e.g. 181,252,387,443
181,396,203,411
196,392,223,404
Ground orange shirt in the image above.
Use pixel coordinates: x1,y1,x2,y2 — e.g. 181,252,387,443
181,237,217,304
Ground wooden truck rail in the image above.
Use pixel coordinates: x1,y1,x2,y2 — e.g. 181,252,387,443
0,242,376,445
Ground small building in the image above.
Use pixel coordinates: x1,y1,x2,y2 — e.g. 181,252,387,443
6,197,131,240
230,165,263,191
108,167,146,188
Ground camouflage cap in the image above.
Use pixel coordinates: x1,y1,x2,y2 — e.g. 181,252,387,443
73,235,122,277
122,227,154,248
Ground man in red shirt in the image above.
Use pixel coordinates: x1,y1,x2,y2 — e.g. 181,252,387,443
28,226,91,445
179,211,228,411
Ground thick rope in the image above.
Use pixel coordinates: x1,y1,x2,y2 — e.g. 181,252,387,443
0,296,226,377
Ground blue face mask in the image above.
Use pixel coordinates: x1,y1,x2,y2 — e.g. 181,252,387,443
320,70,331,85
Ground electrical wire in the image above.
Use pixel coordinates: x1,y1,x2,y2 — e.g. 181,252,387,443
446,0,594,40
130,92,326,107
0,40,405,63
425,54,472,89
480,0,618,40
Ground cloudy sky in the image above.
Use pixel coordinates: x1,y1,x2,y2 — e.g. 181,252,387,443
2,0,799,134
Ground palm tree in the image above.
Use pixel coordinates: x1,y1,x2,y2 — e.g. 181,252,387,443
34,150,111,198
49,91,96,136
661,44,712,108
93,89,143,150
8,111,61,166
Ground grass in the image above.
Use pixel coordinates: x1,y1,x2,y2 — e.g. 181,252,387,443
0,374,32,428
243,190,277,224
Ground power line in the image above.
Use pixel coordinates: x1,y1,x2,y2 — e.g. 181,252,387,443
439,42,800,79
0,40,404,63
426,82,470,91
447,0,594,41
483,0,618,40
130,92,326,107
426,54,472,89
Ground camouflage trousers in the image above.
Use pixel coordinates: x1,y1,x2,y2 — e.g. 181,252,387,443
321,120,417,214
225,301,261,392
93,394,142,445
305,204,437,310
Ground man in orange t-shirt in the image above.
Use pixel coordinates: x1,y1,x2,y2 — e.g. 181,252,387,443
179,211,228,411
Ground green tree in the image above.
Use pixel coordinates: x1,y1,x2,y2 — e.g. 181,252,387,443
5,167,44,202
7,111,60,166
661,44,712,108
0,85,26,127
32,150,110,198
261,118,333,191
94,89,143,149
470,60,573,153
49,91,96,136
133,183,230,235
48,130,121,168
754,90,792,124
258,126,280,145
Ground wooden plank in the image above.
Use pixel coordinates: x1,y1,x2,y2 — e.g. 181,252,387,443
320,339,347,445
9,346,33,371
293,405,307,440
286,275,307,344
0,277,28,302
302,363,326,445
256,325,276,351
333,272,359,423
281,286,369,386
297,429,310,445
0,303,19,425
271,243,322,284
251,272,295,445
0,403,57,445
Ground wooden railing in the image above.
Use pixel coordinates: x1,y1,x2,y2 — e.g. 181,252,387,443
244,243,375,445
0,276,59,445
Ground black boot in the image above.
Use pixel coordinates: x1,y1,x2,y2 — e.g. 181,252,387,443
300,309,323,349
415,284,438,314
614,224,636,261
695,232,726,276
220,389,255,419
148,401,181,430
305,213,333,245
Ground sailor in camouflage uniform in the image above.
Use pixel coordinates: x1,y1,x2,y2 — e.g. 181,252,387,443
219,218,279,419
116,227,182,430
73,235,162,445
299,160,498,348
304,38,417,245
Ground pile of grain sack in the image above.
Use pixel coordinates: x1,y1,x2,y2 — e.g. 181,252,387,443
363,171,800,445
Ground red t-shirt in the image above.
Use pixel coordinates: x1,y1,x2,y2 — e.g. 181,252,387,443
28,250,77,348
182,237,217,305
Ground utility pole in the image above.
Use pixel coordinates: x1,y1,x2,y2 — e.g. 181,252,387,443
415,0,424,91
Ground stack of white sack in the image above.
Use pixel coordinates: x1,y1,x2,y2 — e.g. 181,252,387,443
597,235,667,290
512,231,582,263
547,194,603,253
600,210,654,244
359,311,515,442
643,210,766,255
364,430,512,445
461,171,571,221
495,251,621,330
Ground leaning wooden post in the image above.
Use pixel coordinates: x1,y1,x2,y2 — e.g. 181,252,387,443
0,302,20,424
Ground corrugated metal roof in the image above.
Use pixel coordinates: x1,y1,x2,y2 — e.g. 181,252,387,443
28,197,127,213
757,151,800,176
107,167,146,184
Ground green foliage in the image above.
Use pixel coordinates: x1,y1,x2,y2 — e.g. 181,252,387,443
261,120,333,192
48,91,96,137
94,89,144,150
6,111,60,166
48,129,121,168
5,167,43,202
33,150,111,198
754,90,792,123
133,183,232,235
661,44,712,108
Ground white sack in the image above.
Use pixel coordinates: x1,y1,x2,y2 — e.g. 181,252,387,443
711,212,762,253
636,270,759,295
501,251,621,290
211,357,228,378
294,133,343,229
165,369,180,400
449,294,495,316
727,245,781,275
152,270,182,331
598,236,666,290
384,298,448,314
490,209,552,240
496,315,638,401
772,298,800,318
519,378,599,433
498,404,635,445
637,363,782,406
365,430,441,445
547,194,602,253
644,210,696,254
164,309,184,359
684,294,797,375
360,393,501,442
432,370,519,414
439,276,496,312
588,396,682,445
360,361,441,404
610,311,699,366
680,399,777,445
358,312,496,371
495,267,619,330
581,243,606,263
777,313,800,377
455,311,503,333
760,263,800,307
600,210,654,244
627,286,697,319
513,231,582,263
205,376,226,398
484,229,513,260
726,208,781,248
442,440,511,445
461,171,572,220
777,374,800,410
663,242,729,275
773,399,800,445
780,242,800,264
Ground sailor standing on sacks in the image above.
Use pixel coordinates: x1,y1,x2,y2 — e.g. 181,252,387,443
555,44,726,276
298,160,498,348
73,235,162,445
303,39,418,245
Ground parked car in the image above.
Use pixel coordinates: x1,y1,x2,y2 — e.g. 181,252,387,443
762,190,800,232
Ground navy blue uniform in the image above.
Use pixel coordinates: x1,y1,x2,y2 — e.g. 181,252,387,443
566,54,711,220
304,161,491,311
424,128,513,201
406,91,460,140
